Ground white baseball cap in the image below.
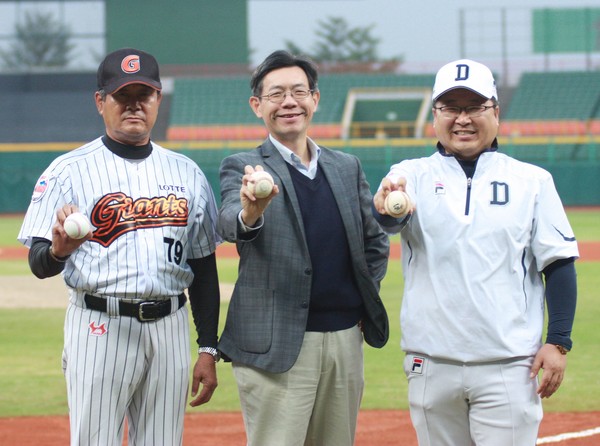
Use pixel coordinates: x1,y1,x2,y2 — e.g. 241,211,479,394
432,59,497,102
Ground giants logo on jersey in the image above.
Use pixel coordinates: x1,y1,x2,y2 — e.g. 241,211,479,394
89,192,188,247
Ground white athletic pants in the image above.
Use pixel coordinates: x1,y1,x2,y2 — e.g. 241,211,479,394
404,354,543,446
62,302,190,446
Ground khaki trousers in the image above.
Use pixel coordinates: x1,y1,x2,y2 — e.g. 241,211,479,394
233,325,364,446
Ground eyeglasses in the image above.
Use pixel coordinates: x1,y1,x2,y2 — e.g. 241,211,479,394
259,88,314,104
433,104,497,118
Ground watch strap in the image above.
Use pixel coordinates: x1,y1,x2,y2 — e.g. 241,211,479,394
198,346,220,362
554,344,569,355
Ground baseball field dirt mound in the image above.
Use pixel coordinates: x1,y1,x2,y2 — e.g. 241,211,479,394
1,410,599,445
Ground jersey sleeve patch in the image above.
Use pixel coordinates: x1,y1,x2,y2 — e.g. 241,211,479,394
31,175,50,202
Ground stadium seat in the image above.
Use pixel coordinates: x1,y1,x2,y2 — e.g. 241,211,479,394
167,71,600,141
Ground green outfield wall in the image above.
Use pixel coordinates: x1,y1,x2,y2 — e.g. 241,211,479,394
105,0,248,65
1,137,599,214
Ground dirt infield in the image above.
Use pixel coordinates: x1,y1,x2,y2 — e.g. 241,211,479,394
1,410,599,445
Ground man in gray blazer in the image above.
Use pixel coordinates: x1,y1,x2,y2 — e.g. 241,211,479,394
217,50,389,446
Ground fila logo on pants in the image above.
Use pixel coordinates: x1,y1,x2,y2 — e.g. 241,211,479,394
411,356,425,374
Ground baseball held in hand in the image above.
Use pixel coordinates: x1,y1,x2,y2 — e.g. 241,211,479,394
248,171,274,198
63,212,91,239
384,190,411,218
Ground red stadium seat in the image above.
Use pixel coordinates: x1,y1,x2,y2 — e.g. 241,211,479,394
167,125,266,141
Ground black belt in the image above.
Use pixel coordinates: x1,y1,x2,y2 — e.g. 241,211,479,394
84,293,186,322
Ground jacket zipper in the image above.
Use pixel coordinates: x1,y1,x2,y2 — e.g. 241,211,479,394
465,177,472,215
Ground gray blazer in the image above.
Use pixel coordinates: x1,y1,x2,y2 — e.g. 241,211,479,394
217,139,389,373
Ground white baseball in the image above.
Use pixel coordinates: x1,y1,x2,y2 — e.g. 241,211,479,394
248,171,274,198
63,212,92,239
384,190,411,218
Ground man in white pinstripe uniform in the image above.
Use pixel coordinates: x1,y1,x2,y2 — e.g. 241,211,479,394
18,48,222,446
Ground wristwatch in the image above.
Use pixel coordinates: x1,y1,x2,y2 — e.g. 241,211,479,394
198,346,221,362
554,344,569,355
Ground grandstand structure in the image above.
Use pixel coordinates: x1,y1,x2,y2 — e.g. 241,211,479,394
167,73,438,141
502,71,600,136
1,69,599,212
146,69,600,208
1,2,597,212
166,70,600,142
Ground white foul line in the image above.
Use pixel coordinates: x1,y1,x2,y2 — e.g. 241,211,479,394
537,426,600,444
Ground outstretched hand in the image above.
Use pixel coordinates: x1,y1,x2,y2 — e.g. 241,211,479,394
240,164,279,227
51,205,92,258
373,177,414,216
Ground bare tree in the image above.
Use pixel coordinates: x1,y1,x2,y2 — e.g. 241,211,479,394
0,10,74,70
285,16,403,73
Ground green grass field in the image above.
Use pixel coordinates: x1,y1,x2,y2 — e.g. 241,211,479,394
0,211,598,417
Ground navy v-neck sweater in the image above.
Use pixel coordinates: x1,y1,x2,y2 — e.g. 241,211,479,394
287,165,364,332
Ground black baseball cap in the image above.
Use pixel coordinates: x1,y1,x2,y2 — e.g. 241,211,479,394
97,48,162,94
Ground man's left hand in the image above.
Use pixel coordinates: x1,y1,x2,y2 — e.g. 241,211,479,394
530,343,567,398
189,353,218,407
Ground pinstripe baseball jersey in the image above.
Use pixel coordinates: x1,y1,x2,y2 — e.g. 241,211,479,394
18,136,222,445
18,136,221,298
384,149,579,362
